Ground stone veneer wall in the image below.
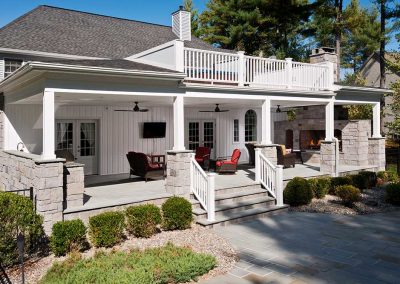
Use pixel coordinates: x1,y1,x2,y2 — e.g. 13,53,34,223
320,141,335,174
165,151,194,198
0,150,85,234
255,145,278,166
368,138,386,171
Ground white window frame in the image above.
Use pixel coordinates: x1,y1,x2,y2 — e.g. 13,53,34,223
4,59,23,78
245,109,257,142
233,118,240,143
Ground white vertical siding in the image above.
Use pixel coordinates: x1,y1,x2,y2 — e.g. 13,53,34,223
0,59,4,81
5,104,280,175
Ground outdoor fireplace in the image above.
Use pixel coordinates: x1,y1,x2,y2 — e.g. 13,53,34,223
299,130,325,150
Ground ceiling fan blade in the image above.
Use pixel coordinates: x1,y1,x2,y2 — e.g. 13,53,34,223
199,110,216,112
139,109,149,112
114,109,135,112
218,110,230,112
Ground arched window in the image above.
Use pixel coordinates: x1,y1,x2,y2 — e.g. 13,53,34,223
245,110,257,142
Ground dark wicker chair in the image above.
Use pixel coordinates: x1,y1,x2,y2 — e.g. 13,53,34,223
195,147,211,170
216,149,241,173
55,149,75,162
245,143,256,166
126,152,164,181
276,145,296,168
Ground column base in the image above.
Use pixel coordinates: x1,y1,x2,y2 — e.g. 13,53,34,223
255,144,278,166
165,150,194,198
320,140,335,175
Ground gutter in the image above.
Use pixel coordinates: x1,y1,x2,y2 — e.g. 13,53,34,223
0,61,186,89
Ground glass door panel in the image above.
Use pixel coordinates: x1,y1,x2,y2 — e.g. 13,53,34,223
56,122,74,152
188,122,200,150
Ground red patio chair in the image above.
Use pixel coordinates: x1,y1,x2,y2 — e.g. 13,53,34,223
216,149,241,174
195,147,211,170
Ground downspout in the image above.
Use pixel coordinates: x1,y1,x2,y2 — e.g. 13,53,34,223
332,137,339,177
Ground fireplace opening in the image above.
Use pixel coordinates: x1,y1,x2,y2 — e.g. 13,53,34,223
299,130,325,150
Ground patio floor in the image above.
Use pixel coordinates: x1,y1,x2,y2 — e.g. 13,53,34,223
75,163,378,212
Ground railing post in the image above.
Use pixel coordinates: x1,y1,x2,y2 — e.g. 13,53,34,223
275,165,284,206
189,158,193,193
207,173,216,222
238,51,245,86
285,58,293,89
175,40,185,72
255,148,261,182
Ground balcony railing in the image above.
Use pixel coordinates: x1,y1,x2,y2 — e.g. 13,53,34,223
183,47,333,91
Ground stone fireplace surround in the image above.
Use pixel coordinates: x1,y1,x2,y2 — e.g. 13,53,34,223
274,106,373,166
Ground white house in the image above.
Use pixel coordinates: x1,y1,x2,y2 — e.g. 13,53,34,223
0,6,388,232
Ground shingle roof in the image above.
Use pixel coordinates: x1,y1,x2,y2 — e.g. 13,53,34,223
0,5,233,59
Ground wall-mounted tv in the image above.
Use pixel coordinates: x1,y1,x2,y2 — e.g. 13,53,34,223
143,122,166,138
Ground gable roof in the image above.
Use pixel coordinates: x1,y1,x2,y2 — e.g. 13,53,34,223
0,5,231,59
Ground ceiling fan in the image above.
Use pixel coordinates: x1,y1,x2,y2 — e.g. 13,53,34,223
114,102,149,112
199,104,229,113
276,105,290,113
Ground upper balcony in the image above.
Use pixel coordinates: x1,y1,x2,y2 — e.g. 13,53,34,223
183,47,334,92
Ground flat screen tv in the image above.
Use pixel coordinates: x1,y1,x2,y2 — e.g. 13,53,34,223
143,122,166,138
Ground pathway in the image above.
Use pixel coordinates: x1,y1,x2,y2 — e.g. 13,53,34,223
204,211,400,284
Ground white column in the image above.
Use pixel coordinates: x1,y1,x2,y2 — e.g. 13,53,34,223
325,100,334,141
238,51,245,86
173,95,185,150
42,89,56,159
175,40,185,72
261,98,272,144
373,102,382,138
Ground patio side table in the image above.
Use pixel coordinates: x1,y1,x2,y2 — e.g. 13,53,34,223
292,150,304,164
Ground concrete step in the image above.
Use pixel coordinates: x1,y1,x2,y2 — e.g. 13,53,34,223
192,196,275,220
189,183,261,200
196,205,289,227
191,188,269,209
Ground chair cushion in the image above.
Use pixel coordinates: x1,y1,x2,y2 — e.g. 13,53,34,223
195,157,204,163
216,160,236,166
280,145,286,156
231,149,241,163
148,163,161,170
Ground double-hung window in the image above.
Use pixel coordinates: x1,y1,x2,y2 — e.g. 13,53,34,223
4,59,23,78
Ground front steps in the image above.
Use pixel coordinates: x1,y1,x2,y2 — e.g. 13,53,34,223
191,183,288,227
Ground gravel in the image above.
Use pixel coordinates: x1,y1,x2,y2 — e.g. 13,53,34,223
6,225,237,284
290,187,400,215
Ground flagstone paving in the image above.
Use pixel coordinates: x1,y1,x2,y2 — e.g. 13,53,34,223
202,211,400,284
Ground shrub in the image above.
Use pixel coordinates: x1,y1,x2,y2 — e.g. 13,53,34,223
358,171,377,188
126,204,161,238
50,219,87,256
329,176,353,194
349,174,369,191
335,185,361,207
89,211,125,247
385,183,400,205
283,177,313,206
377,171,398,184
308,177,331,199
0,192,44,267
40,243,216,284
161,197,193,230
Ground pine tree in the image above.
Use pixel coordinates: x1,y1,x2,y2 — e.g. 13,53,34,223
341,0,380,72
386,54,400,137
198,0,315,60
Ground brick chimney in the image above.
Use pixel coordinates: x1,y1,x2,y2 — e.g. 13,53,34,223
309,47,338,82
172,6,191,41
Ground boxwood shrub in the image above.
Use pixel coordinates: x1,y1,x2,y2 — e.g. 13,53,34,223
283,177,313,206
308,177,331,199
329,176,353,194
161,196,193,230
349,174,369,192
89,211,125,247
50,219,87,256
0,192,44,266
335,185,361,207
385,183,400,205
358,171,377,188
377,171,398,184
126,204,161,238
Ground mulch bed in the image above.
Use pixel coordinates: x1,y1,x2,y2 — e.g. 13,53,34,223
289,187,400,215
6,225,237,284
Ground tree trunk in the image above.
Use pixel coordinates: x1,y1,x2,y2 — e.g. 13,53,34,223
380,0,386,88
335,0,343,82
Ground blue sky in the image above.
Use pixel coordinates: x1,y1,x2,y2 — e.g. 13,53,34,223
0,0,397,51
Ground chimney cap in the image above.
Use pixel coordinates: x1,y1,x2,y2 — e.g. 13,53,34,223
312,47,336,55
172,5,188,14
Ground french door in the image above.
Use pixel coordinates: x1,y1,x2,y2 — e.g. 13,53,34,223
55,120,98,175
186,120,216,158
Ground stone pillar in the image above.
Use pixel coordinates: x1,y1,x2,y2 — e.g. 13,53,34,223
165,150,193,198
34,161,64,234
341,120,370,166
64,163,85,208
255,144,277,165
0,111,4,150
368,137,386,171
320,141,335,175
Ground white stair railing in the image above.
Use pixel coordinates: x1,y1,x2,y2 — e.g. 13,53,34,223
255,149,284,206
190,156,216,221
